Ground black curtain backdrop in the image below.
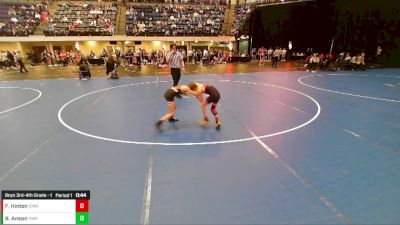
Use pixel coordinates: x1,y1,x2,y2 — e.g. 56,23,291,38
250,0,400,64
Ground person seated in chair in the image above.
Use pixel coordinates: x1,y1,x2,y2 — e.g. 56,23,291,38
309,53,320,72
343,52,352,70
78,59,91,79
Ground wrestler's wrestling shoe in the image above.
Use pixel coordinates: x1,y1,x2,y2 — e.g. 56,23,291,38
216,119,221,129
168,117,179,122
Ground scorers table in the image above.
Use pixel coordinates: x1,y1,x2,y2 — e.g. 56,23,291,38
1,191,90,224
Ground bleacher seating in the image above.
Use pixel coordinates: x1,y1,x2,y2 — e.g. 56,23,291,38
231,4,255,36
125,0,226,5
125,4,225,36
0,1,49,36
44,2,117,36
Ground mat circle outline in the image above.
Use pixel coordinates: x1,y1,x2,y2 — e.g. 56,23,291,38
298,74,400,103
0,87,42,114
58,80,321,146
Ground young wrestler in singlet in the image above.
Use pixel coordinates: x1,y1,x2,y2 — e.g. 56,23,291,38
258,47,266,65
187,81,221,129
155,85,190,129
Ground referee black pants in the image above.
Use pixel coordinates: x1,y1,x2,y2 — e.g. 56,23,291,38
18,60,28,73
171,68,181,86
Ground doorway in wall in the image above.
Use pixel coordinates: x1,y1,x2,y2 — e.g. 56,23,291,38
32,46,47,63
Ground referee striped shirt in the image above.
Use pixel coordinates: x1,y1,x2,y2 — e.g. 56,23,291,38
168,51,183,68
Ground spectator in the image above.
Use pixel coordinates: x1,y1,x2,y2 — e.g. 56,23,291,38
344,52,352,70
272,48,280,68
1,51,10,69
281,48,287,61
258,47,266,65
6,51,16,68
267,47,273,60
78,59,92,79
11,17,18,23
75,18,83,25
309,53,320,72
59,50,69,66
376,45,382,64
359,52,366,70
106,55,118,79
8,7,16,16
251,48,257,62
89,51,96,59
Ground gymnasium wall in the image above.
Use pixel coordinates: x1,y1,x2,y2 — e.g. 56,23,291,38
0,42,22,52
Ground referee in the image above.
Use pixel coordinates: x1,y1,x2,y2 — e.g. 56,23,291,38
167,44,185,86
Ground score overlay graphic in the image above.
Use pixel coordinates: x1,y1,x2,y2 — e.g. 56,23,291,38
1,191,90,224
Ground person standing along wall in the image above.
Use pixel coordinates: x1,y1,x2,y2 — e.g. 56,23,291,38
272,48,280,68
282,48,287,61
